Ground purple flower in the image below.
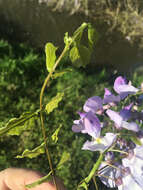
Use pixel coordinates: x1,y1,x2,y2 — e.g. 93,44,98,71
82,133,117,152
116,165,142,190
106,109,139,132
83,96,103,113
122,142,143,188
119,103,133,121
114,76,138,99
98,162,117,188
118,174,143,190
99,162,142,190
72,111,101,138
103,88,120,104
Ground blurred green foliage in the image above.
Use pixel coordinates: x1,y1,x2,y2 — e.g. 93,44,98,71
2,39,140,190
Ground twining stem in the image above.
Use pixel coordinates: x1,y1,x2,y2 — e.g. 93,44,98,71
39,47,67,190
39,23,88,190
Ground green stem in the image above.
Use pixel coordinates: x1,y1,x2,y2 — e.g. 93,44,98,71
39,22,88,190
85,153,103,183
39,47,67,190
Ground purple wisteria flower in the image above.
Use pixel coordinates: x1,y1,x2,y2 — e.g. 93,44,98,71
82,133,117,152
106,109,139,132
103,88,120,104
99,162,142,190
83,96,103,113
121,141,143,189
119,103,133,121
72,111,101,138
114,76,139,99
72,75,143,190
98,162,117,188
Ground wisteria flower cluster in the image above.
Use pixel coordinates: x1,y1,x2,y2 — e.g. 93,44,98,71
72,76,143,190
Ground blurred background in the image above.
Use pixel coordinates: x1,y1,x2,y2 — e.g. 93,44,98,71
0,0,143,189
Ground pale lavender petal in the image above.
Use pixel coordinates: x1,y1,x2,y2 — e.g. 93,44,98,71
72,123,84,133
114,76,138,99
83,96,103,113
114,76,127,94
98,162,117,188
104,88,112,96
124,103,134,110
116,84,138,94
103,133,117,148
83,111,101,138
77,111,86,119
122,154,143,188
118,175,142,190
73,119,80,125
82,140,107,152
103,88,120,104
121,121,139,132
106,109,122,128
82,133,117,152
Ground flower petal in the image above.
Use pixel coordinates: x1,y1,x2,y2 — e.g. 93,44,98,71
72,123,84,133
114,76,127,94
82,140,107,152
98,162,117,188
82,133,117,152
106,109,122,128
83,111,101,138
119,103,133,121
121,121,139,132
118,174,142,190
103,88,120,104
83,96,103,113
114,76,138,99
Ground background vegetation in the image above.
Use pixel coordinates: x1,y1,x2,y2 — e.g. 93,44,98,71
0,0,143,189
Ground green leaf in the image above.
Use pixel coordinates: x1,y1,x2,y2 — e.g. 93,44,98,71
45,92,64,114
0,111,39,136
45,43,57,72
57,151,71,170
88,24,99,49
69,45,91,67
16,142,45,159
73,22,88,43
26,171,52,188
51,124,62,143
